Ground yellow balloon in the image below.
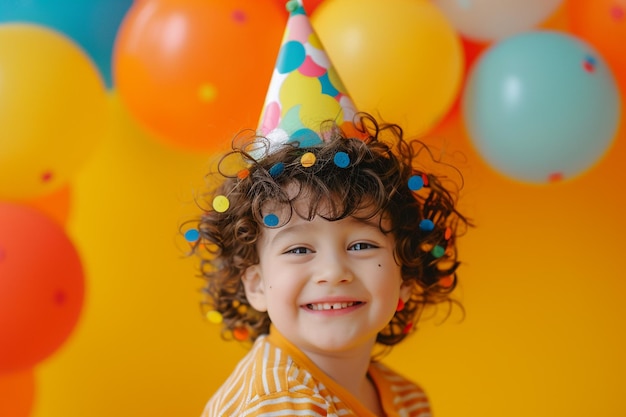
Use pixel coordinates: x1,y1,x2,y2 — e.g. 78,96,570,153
312,0,464,137
0,24,108,200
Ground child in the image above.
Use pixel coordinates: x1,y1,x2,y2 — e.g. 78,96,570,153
188,113,469,416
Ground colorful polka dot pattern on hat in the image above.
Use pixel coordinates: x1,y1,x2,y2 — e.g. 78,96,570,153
259,0,357,148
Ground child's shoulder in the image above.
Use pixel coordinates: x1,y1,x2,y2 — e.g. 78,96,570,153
369,362,432,415
203,335,326,416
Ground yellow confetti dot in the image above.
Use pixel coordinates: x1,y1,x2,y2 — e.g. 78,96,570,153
206,310,223,324
198,83,217,102
212,195,230,213
237,305,248,315
300,152,316,167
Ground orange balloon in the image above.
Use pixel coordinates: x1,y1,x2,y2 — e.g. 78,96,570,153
114,0,286,152
567,0,626,92
0,369,36,417
0,203,85,372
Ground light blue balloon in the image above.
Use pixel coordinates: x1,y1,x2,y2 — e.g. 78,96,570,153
0,0,133,88
462,30,621,184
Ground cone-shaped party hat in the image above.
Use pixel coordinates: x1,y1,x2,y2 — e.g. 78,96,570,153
258,0,358,149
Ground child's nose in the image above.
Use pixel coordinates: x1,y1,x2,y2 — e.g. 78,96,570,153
314,254,354,285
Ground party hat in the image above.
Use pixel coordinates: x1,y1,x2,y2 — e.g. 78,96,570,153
258,0,358,149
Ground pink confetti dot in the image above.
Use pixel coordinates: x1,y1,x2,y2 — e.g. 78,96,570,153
232,9,247,23
41,171,53,182
610,5,624,21
548,172,564,182
54,290,66,306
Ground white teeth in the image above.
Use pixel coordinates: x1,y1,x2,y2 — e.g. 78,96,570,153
308,302,356,311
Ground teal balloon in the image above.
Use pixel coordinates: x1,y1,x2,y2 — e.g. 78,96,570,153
0,0,132,88
462,30,621,184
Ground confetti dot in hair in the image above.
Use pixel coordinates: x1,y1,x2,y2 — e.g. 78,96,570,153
419,219,434,232
237,169,250,179
408,175,424,191
237,305,248,315
431,245,445,258
300,152,316,167
403,322,413,334
334,151,350,168
184,228,200,242
212,195,230,213
444,227,452,240
206,310,223,324
439,275,454,288
421,173,429,186
269,162,285,177
233,327,249,341
264,213,279,227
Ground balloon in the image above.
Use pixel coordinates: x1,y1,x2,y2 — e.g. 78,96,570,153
0,203,85,372
463,31,621,184
114,0,286,152
17,185,73,227
312,0,463,137
0,24,108,200
0,0,132,88
432,0,564,42
0,369,36,417
568,0,626,92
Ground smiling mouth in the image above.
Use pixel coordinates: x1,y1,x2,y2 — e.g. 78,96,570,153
306,302,363,311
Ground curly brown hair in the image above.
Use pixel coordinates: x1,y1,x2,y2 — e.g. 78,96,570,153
188,113,469,346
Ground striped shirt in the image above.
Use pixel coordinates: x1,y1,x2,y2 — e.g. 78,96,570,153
202,328,432,417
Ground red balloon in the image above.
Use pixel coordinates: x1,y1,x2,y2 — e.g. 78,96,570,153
114,0,286,152
0,369,36,417
0,203,85,372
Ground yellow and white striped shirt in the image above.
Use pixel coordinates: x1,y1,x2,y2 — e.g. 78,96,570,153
202,328,432,417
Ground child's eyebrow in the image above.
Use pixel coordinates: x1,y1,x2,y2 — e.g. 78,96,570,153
267,217,384,246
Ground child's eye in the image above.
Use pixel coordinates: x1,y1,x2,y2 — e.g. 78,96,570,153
349,242,378,251
285,247,312,255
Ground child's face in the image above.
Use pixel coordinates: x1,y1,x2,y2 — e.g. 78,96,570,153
242,195,407,357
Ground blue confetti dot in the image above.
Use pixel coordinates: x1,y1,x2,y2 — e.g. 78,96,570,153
264,214,279,227
184,229,200,242
276,41,306,74
334,151,350,168
419,219,434,232
269,162,285,177
408,175,424,191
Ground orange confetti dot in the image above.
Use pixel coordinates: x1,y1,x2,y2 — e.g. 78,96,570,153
439,276,454,288
237,169,250,179
444,227,452,240
233,327,249,341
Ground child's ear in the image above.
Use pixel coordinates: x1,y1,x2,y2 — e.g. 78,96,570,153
399,280,413,303
241,265,268,312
